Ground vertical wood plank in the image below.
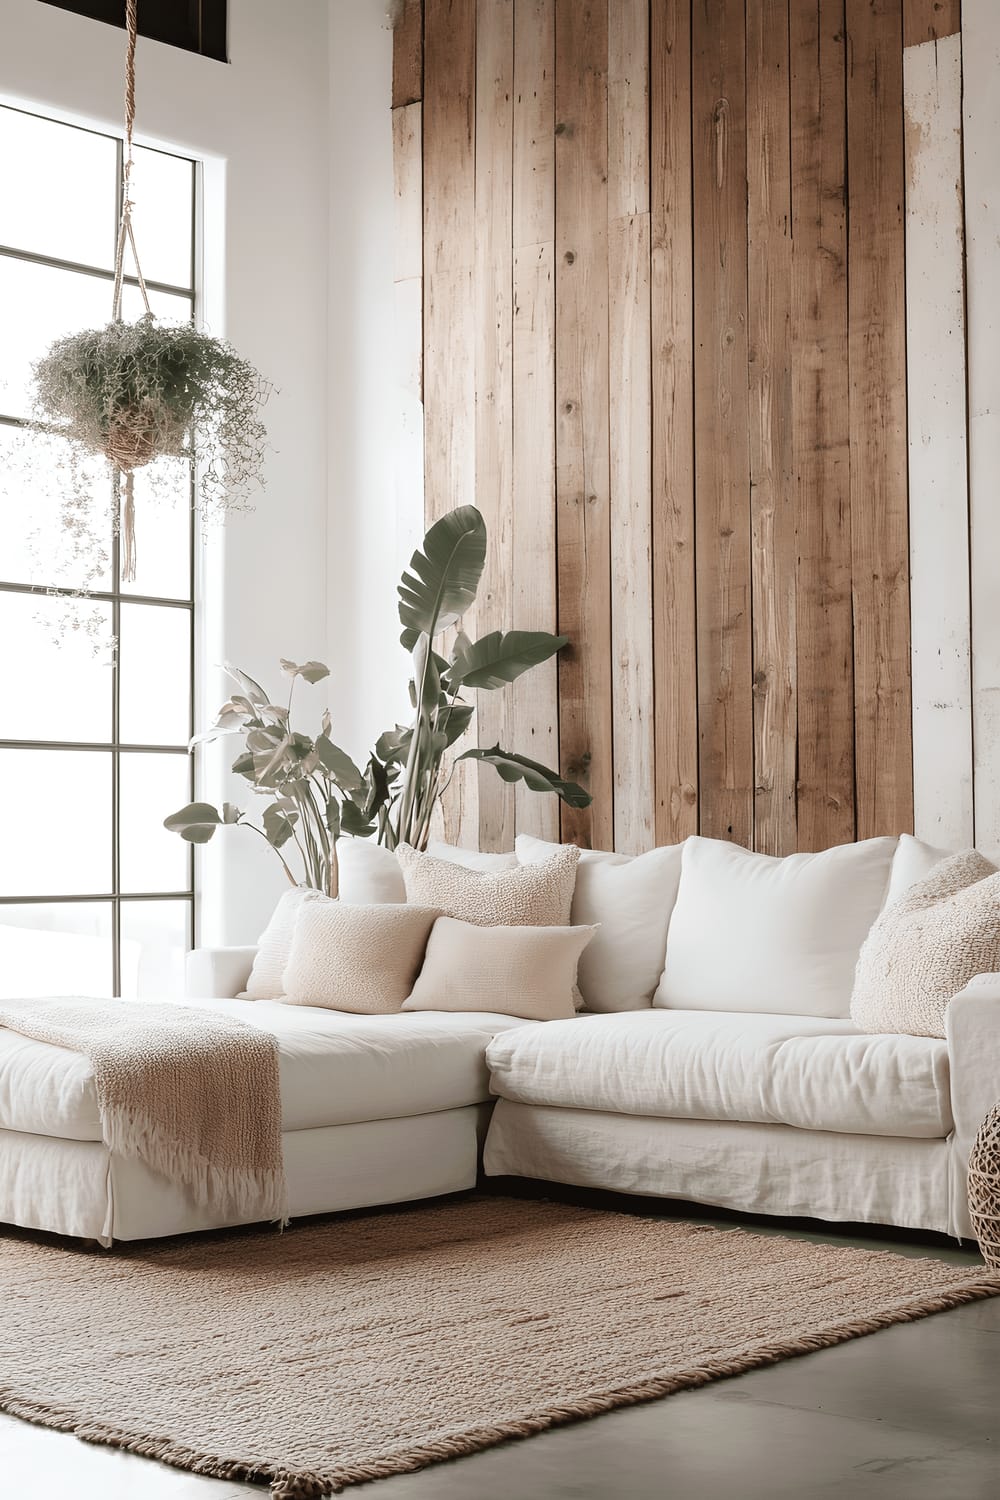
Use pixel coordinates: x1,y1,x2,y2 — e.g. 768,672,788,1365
790,0,855,850
554,0,614,849
474,0,516,851
691,0,753,847
650,0,698,845
847,0,913,840
393,0,424,108
746,0,796,855
903,0,961,45
608,0,653,853
423,0,478,846
964,0,1000,857
904,32,973,847
393,102,424,401
512,0,559,841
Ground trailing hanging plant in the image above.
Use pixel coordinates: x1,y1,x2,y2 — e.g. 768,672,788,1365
164,506,591,888
24,0,269,584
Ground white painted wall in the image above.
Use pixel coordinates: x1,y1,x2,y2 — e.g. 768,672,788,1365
327,0,424,764
0,0,416,943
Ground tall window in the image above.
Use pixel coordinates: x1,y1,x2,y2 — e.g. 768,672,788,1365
0,105,196,998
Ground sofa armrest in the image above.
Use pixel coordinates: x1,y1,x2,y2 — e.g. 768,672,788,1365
947,975,1000,1164
185,946,258,999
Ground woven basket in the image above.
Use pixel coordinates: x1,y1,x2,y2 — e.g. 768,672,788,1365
968,1102,1000,1271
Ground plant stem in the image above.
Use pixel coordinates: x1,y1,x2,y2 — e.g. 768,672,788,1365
238,818,299,887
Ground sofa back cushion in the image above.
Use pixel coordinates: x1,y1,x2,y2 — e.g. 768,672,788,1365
337,837,516,905
653,835,897,1018
515,834,683,1011
884,834,951,908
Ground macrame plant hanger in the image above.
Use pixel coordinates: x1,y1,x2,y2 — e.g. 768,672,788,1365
109,0,152,582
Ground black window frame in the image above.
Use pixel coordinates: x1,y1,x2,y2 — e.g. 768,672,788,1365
38,0,228,63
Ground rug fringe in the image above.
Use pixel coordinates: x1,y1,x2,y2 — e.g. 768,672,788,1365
0,1271,997,1496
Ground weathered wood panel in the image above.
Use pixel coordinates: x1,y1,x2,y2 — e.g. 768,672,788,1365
392,0,424,108
903,0,960,46
789,0,855,851
650,0,698,846
746,0,796,855
964,0,1000,857
511,0,558,841
392,102,425,587
691,0,753,847
608,0,653,854
904,31,973,848
847,0,913,840
473,0,515,851
423,0,478,847
554,0,614,849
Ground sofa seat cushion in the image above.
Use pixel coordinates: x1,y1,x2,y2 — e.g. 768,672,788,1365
0,999,528,1143
486,1010,953,1140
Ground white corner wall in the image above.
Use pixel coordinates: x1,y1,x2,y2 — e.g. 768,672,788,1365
0,0,410,944
327,0,424,763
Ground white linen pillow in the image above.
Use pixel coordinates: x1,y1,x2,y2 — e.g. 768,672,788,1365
425,841,519,872
337,837,517,904
242,887,330,1000
852,851,1000,1037
402,917,597,1021
515,834,683,1011
282,902,441,1013
884,834,952,908
654,835,898,1019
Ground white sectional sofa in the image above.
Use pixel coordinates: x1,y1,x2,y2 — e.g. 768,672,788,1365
0,831,996,1244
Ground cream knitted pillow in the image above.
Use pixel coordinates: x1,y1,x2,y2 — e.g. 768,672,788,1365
397,842,582,1003
850,850,1000,1038
281,902,441,1013
396,843,579,926
242,887,331,1000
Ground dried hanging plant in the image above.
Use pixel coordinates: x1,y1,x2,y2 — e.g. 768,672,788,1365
24,0,270,585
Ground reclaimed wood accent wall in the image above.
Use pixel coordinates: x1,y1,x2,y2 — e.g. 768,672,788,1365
392,0,981,856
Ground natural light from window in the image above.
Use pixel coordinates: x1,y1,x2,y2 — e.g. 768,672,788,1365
0,104,196,999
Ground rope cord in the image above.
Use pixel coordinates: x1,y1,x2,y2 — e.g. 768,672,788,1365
111,0,151,322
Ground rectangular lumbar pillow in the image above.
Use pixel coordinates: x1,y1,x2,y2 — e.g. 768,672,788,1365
515,834,683,1011
336,837,517,904
281,902,441,1013
242,887,331,1000
396,842,579,927
851,850,1000,1038
402,916,596,1021
654,835,897,1018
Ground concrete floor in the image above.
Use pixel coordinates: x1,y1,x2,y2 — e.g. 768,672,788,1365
1,1197,997,1500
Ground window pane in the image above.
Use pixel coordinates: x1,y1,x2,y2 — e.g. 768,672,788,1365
120,460,192,600
0,425,114,591
0,108,117,270
0,749,112,896
126,147,194,289
120,900,190,999
0,902,112,998
119,753,191,893
118,603,190,745
0,593,113,742
0,259,111,419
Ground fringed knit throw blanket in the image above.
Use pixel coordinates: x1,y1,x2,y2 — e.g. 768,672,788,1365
0,999,286,1223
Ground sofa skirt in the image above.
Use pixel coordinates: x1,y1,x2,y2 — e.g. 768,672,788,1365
484,1100,969,1240
0,1104,487,1246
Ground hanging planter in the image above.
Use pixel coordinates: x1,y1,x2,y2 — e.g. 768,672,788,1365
27,0,269,583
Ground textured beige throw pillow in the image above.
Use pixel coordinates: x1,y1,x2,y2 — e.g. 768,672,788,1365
403,917,597,1020
242,887,331,1000
281,902,441,1013
850,850,1000,1038
396,843,579,927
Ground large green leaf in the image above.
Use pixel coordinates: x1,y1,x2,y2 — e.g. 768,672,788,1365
279,658,330,685
222,663,269,707
437,701,474,748
445,630,568,691
341,799,376,838
398,506,487,641
455,745,592,808
316,735,366,793
263,801,299,849
163,802,222,844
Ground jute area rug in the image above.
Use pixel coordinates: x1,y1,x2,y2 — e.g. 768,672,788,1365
1,1197,997,1498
